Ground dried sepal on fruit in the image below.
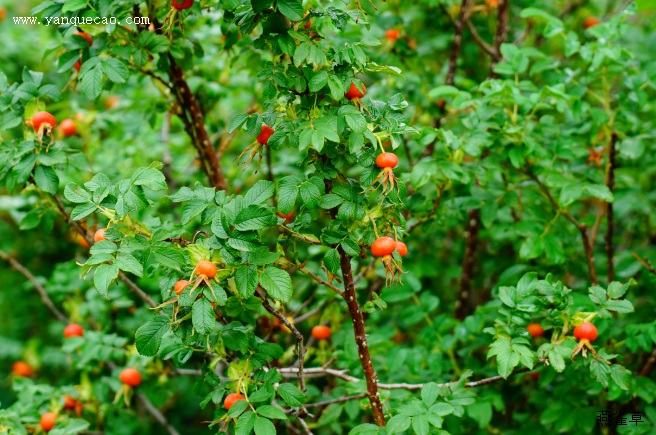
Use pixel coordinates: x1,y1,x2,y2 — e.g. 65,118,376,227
371,236,404,285
163,0,194,34
373,152,400,194
571,321,609,364
237,123,275,171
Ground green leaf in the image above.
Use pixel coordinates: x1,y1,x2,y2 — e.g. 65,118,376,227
245,180,275,205
277,0,303,21
116,252,144,277
421,382,439,406
299,177,323,209
62,0,87,13
259,267,293,302
135,315,169,356
277,383,304,406
349,424,381,434
253,417,277,435
309,71,328,92
412,414,430,435
328,75,344,100
256,405,287,420
192,298,215,335
235,411,257,435
609,365,631,390
102,58,129,84
487,337,519,378
153,247,185,271
605,299,634,313
70,202,98,221
547,346,566,373
34,165,59,194
235,205,276,231
94,264,119,298
229,114,249,133
58,180,86,204
79,64,104,100
387,415,411,433
235,266,259,298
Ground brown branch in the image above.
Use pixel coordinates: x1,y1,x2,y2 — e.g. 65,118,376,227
421,0,472,159
323,176,385,426
135,393,181,435
337,246,386,426
258,292,307,393
605,132,618,282
0,250,69,323
167,56,227,191
446,0,471,86
455,208,481,320
632,252,656,276
639,347,656,377
489,0,510,76
464,18,496,58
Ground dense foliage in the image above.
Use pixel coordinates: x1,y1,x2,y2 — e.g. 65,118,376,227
1,0,656,434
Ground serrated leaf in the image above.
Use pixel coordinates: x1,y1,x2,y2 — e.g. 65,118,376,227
94,264,119,298
235,266,259,298
116,252,144,277
277,0,303,21
192,298,215,335
34,165,59,194
235,205,276,231
277,383,304,406
259,267,292,302
245,180,275,205
79,64,104,100
135,315,169,356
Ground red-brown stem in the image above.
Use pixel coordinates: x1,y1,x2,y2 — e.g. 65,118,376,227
489,0,510,76
338,246,386,426
167,56,227,191
323,176,385,426
456,208,481,320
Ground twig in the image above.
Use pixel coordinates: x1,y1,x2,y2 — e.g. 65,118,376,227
304,393,367,409
278,226,323,245
464,18,496,57
529,173,598,284
135,393,181,435
489,0,510,75
605,132,618,282
639,347,656,377
0,250,69,323
258,293,307,393
632,252,656,276
280,366,531,390
279,258,344,297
